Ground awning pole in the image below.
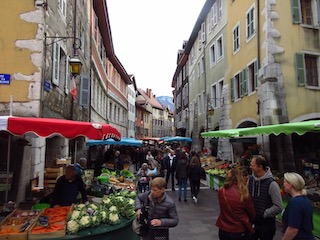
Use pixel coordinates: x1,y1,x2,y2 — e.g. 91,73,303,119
5,135,11,203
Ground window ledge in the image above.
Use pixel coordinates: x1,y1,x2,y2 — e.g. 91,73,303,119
306,86,320,90
300,24,319,30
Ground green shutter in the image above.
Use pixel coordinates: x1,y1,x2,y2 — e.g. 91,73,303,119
243,69,248,95
231,78,234,102
295,53,306,87
291,0,301,24
240,71,244,97
254,60,258,89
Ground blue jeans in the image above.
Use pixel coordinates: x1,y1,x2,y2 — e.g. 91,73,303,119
178,178,187,200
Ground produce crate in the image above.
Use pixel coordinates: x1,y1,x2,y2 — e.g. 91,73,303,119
0,209,41,240
28,205,72,240
206,173,214,189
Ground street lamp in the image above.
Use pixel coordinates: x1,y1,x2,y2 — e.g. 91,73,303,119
69,57,82,75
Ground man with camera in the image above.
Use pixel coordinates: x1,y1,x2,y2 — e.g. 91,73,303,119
134,177,179,240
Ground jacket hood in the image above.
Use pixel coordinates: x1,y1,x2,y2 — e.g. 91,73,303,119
250,167,273,197
251,167,273,180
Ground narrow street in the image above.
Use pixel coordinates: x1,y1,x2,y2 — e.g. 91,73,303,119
165,181,284,240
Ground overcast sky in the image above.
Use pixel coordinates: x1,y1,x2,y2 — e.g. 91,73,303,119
107,0,206,97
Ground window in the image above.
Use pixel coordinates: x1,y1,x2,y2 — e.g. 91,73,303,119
94,14,99,42
52,42,60,85
292,0,320,28
58,0,67,18
231,73,242,101
210,84,217,108
201,57,205,74
217,0,222,20
210,42,216,66
246,4,255,41
217,35,224,61
213,3,218,26
233,23,240,53
295,53,320,87
247,60,258,93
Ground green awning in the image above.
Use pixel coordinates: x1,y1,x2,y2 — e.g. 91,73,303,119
239,120,320,136
201,120,320,138
201,128,241,138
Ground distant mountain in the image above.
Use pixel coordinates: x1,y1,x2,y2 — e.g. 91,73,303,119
156,96,175,111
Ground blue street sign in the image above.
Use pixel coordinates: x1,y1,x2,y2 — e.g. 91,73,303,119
44,80,51,92
0,74,10,84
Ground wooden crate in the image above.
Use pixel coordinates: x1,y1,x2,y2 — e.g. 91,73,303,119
0,210,40,240
28,205,72,240
44,167,63,189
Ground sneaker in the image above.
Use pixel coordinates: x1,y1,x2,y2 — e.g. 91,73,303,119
194,197,198,204
184,199,187,202
178,198,181,202
192,196,196,201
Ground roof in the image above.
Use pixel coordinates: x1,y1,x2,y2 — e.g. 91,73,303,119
95,0,131,84
138,88,164,110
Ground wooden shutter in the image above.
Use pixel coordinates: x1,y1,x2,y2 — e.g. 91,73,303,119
64,56,69,94
254,60,258,89
243,69,248,96
230,78,234,102
80,75,90,108
52,42,60,86
291,0,301,24
295,53,306,87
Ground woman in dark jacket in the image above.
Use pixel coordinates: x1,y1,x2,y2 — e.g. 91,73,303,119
216,167,255,240
188,150,203,203
175,152,189,202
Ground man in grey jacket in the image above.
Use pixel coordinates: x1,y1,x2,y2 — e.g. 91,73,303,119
248,155,282,240
134,177,179,240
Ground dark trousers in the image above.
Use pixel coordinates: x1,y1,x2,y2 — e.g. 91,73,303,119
250,223,276,240
165,171,175,189
190,179,200,198
219,229,249,240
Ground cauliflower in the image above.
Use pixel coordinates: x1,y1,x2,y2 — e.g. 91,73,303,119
91,215,101,227
88,203,98,211
70,210,81,220
79,215,91,228
76,204,86,210
109,206,118,212
108,212,120,225
67,220,80,234
103,197,111,205
100,211,107,222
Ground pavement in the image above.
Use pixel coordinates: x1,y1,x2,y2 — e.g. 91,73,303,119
165,180,285,240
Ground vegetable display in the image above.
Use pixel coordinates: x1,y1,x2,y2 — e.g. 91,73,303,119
66,190,136,234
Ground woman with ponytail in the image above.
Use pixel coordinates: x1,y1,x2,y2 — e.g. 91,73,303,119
216,167,255,240
282,172,314,240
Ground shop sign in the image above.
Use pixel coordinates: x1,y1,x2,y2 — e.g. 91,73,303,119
0,74,10,84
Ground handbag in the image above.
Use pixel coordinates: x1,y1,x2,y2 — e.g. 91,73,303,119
132,197,150,236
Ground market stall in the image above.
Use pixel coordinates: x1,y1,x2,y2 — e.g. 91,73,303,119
0,116,121,203
201,119,320,237
0,190,139,240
